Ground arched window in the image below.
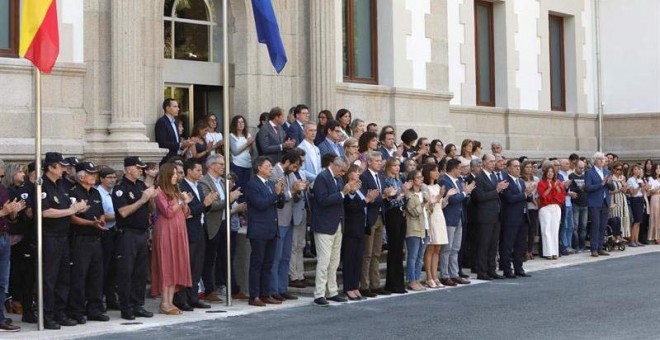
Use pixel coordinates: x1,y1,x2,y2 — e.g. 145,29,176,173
164,0,216,61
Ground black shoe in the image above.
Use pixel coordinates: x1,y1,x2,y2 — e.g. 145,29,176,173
133,307,154,317
313,297,329,307
327,295,347,303
279,292,298,300
121,310,135,320
360,289,377,298
57,316,78,327
22,312,38,324
503,273,517,279
44,319,61,330
73,315,87,324
88,314,110,322
515,272,532,278
389,288,408,294
489,273,504,280
459,272,470,279
190,301,212,309
476,274,492,281
175,303,194,311
373,288,391,296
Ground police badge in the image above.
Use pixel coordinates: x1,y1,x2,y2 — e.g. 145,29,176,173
54,196,60,204
129,192,135,200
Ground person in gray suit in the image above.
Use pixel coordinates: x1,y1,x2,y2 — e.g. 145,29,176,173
269,151,305,300
199,155,244,302
288,149,311,288
257,106,296,165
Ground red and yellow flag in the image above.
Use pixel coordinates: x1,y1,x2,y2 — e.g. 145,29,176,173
19,0,60,73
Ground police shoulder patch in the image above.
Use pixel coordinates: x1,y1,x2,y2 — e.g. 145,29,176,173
115,190,123,197
21,193,29,200
42,192,47,199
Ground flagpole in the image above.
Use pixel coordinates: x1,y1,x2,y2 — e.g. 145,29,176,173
34,67,45,331
222,0,232,307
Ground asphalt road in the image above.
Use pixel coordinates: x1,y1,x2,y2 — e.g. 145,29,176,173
92,253,660,340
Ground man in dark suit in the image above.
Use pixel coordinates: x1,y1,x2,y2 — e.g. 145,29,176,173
257,107,296,165
499,159,533,278
585,152,614,257
439,159,474,286
460,158,482,275
318,120,346,158
471,154,509,280
175,159,217,311
310,157,357,306
378,131,397,161
285,104,309,147
245,157,285,306
358,151,388,297
155,98,192,165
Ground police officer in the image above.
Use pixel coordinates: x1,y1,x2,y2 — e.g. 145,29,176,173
61,157,80,193
112,156,157,320
68,161,111,323
41,152,88,330
96,166,119,310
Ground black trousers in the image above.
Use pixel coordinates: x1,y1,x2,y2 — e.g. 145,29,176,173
384,208,406,292
248,238,276,299
42,235,70,321
9,238,35,313
175,236,205,305
499,220,528,275
115,229,148,312
101,229,119,305
477,222,500,276
69,235,104,318
341,235,364,292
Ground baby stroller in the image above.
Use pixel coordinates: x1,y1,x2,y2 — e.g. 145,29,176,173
604,216,626,252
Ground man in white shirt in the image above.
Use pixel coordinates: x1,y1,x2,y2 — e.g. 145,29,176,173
297,122,322,181
96,166,119,310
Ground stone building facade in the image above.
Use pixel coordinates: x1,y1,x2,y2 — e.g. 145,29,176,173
0,0,657,167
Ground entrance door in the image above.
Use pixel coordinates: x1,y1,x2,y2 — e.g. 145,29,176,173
164,84,223,138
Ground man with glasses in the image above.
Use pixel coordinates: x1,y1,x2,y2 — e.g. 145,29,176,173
286,104,309,147
318,120,345,158
96,166,120,310
585,152,614,257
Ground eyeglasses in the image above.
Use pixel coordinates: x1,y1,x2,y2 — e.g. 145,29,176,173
615,168,622,171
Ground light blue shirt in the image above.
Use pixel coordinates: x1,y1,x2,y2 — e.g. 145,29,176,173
96,184,116,229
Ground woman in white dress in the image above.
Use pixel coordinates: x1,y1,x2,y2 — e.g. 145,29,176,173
229,115,254,200
647,165,660,244
421,163,457,288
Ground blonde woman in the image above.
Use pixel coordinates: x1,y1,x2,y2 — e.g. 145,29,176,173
405,170,432,291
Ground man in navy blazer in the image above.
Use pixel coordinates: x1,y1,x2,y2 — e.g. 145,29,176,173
175,159,216,310
245,157,285,306
378,131,397,161
318,120,346,158
499,159,532,278
358,151,388,296
285,104,308,147
585,152,614,257
257,107,296,165
439,159,474,286
310,157,356,306
155,98,191,165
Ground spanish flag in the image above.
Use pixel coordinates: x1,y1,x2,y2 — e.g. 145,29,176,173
19,0,60,73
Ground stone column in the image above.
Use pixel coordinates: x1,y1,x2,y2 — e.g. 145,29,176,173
107,0,148,142
309,1,336,112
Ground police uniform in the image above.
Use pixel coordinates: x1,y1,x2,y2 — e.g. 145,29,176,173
61,157,80,194
68,162,109,323
40,152,76,328
111,157,152,319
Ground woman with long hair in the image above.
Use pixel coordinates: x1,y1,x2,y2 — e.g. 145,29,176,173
151,163,192,315
143,162,159,188
460,139,473,160
382,158,411,294
627,164,646,247
646,164,660,244
471,140,483,160
430,139,445,160
444,144,457,159
315,110,333,146
342,164,377,300
205,113,223,156
229,115,255,196
521,160,539,259
537,164,564,259
357,131,378,166
608,162,630,242
335,108,352,138
404,170,431,291
422,163,453,288
643,159,654,179
187,120,214,165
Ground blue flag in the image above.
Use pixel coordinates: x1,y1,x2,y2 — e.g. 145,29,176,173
252,0,287,73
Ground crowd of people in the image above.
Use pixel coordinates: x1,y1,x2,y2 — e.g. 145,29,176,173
0,98,659,331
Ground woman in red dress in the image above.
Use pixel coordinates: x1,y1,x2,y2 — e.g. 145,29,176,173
151,163,193,315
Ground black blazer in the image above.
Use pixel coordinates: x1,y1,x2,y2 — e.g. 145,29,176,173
245,176,284,240
286,121,304,147
155,115,180,164
311,169,345,235
359,169,385,228
471,171,501,224
500,176,527,226
179,180,206,242
343,193,368,238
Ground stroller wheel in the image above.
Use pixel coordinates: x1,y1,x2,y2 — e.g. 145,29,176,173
618,244,626,251
606,244,613,252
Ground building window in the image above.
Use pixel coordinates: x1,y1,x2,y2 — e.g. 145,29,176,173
549,15,566,111
0,0,19,58
164,0,215,62
474,0,495,106
343,0,378,84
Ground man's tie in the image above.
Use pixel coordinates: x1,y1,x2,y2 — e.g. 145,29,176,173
496,172,502,182
266,180,274,194
375,173,382,194
490,173,498,186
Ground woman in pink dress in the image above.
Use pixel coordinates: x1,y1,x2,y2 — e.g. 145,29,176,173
151,163,192,315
